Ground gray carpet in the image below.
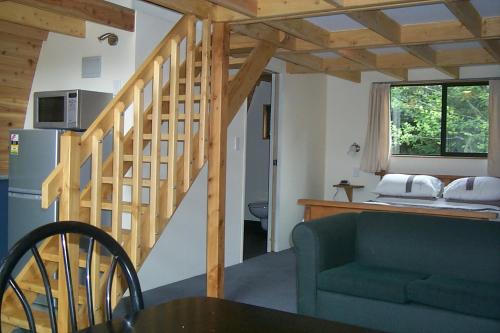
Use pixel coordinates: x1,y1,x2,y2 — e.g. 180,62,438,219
117,249,297,316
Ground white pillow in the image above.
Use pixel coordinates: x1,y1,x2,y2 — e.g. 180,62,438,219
374,174,443,198
443,177,500,201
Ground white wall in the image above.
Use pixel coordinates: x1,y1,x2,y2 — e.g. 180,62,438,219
324,65,500,202
274,73,327,251
24,21,135,128
225,103,247,266
244,81,271,220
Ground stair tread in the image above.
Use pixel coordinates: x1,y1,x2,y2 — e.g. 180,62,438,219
122,155,169,163
142,133,186,141
1,303,51,332
146,113,201,121
41,241,112,271
162,95,204,102
19,277,87,304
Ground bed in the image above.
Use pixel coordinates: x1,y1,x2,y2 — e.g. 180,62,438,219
298,173,500,222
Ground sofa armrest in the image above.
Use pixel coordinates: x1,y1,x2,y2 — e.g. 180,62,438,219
292,213,357,316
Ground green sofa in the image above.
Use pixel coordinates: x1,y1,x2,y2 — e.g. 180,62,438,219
292,212,500,333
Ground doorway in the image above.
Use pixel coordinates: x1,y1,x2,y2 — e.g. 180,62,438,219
242,73,277,260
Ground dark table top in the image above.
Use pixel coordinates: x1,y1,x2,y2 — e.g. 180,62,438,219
79,297,382,333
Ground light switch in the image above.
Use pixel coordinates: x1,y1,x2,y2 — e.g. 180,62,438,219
234,137,240,151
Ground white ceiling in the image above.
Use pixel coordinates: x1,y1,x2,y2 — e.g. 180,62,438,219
471,0,500,17
383,4,456,25
306,14,364,31
431,41,483,51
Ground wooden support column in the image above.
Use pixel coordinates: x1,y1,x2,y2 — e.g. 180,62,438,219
206,22,230,298
57,131,81,333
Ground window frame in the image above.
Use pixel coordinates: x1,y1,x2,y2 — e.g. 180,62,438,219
390,81,489,158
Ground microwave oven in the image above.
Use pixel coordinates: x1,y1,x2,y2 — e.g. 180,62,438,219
33,89,113,131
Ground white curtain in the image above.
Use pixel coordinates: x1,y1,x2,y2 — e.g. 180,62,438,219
488,80,500,177
360,83,391,173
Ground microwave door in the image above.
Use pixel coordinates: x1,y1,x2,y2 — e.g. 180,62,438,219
37,96,66,127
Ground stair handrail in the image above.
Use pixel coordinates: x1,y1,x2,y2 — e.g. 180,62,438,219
41,15,191,210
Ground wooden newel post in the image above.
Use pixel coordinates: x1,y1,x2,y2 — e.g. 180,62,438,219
58,131,81,332
206,22,230,298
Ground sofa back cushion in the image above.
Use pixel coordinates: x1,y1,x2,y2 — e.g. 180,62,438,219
355,212,500,283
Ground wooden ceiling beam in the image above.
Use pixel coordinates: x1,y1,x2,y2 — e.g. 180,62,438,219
228,40,276,120
9,0,135,31
231,0,441,23
337,48,408,80
321,47,496,71
444,0,500,61
444,0,482,37
145,0,213,19
285,17,500,52
0,2,85,37
346,8,462,78
402,45,459,78
480,39,500,61
231,23,296,50
326,0,437,5
209,0,258,17
267,19,331,49
0,20,48,41
278,53,361,82
347,10,402,42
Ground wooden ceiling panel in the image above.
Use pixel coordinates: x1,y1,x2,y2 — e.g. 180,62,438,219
0,2,86,38
10,0,135,31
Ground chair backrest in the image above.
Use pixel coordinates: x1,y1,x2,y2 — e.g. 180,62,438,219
0,221,144,332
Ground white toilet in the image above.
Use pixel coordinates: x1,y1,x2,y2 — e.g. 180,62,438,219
248,201,269,231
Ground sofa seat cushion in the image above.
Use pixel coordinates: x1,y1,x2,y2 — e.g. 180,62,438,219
407,275,500,320
317,262,428,304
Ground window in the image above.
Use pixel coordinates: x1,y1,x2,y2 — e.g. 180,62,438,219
390,82,489,157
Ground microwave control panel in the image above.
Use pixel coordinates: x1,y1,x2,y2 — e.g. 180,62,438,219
66,92,78,128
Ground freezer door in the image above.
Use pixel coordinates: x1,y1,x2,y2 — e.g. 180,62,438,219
8,129,59,193
8,192,57,248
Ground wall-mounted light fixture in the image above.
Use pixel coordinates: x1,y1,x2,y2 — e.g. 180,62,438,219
98,33,119,46
348,142,361,154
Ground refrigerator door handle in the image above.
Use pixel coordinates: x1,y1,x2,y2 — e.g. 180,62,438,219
8,192,42,200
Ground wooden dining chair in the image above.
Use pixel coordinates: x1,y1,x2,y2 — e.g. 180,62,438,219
0,221,144,332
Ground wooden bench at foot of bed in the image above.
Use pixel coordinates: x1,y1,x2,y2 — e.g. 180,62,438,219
298,199,497,222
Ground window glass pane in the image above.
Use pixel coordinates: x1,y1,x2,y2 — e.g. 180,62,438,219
390,85,442,155
445,85,489,154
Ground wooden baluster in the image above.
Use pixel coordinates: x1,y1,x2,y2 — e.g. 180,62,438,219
149,56,164,247
90,129,104,322
112,102,125,246
183,16,196,192
131,80,145,266
167,38,180,218
199,19,211,168
110,102,125,308
58,132,81,333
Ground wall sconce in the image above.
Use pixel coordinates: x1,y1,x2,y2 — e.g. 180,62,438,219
348,142,361,154
98,33,119,46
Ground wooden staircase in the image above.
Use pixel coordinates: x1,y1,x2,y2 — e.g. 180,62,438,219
1,14,277,333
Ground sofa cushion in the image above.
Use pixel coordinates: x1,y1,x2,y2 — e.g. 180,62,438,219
355,212,500,283
407,275,500,320
318,262,428,304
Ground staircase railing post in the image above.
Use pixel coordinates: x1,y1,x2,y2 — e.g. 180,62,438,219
206,22,230,299
58,131,81,332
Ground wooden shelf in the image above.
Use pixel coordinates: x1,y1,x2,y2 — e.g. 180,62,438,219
333,183,364,202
